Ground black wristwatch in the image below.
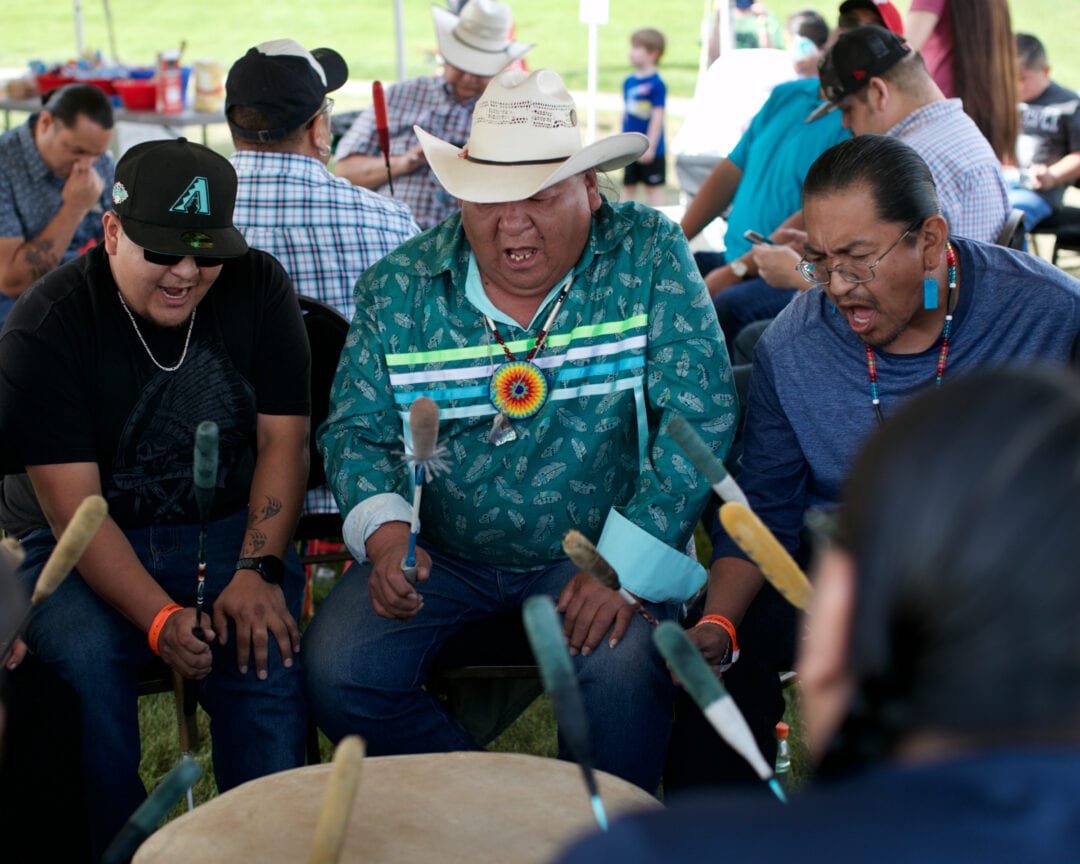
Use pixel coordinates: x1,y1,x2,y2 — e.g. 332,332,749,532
235,555,285,585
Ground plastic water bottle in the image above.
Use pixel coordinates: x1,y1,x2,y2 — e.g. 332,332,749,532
774,721,792,787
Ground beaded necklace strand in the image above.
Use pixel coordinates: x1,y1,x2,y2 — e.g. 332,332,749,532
485,280,572,366
866,243,957,425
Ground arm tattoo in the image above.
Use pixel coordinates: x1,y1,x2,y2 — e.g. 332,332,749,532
20,239,59,282
242,529,268,556
247,495,282,527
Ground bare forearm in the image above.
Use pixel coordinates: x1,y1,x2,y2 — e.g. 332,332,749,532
239,417,309,559
681,159,743,241
1048,152,1080,187
704,556,765,626
0,204,89,297
335,154,413,189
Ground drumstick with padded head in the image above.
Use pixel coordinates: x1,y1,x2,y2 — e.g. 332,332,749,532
719,502,813,611
400,397,445,586
668,415,749,508
0,494,108,660
561,530,658,627
653,621,786,802
308,735,366,864
100,756,203,864
372,81,394,196
523,595,609,831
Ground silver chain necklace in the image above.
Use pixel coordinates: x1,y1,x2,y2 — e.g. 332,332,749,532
117,291,196,372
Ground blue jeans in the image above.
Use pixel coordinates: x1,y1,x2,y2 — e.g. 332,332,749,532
1008,187,1054,233
714,277,797,348
303,546,677,792
17,509,307,859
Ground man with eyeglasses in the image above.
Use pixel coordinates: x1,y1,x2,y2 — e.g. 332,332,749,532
0,138,311,857
713,24,1011,351
678,134,1080,789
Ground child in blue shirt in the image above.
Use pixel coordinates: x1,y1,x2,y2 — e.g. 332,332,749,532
622,28,667,206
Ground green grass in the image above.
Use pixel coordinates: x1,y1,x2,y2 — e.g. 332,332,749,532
4,1,1077,100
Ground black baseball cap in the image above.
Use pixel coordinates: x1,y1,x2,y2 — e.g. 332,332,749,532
111,138,248,258
225,38,348,142
806,26,912,122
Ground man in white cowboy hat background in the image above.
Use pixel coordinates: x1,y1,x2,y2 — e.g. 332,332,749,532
305,68,736,793
0,139,311,858
334,0,532,230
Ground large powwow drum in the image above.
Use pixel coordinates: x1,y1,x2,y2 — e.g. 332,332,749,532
134,751,660,862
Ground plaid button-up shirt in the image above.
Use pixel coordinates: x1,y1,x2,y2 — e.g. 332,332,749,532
334,76,476,230
231,149,419,514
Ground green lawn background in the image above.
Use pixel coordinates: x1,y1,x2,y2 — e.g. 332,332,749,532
3,0,1077,102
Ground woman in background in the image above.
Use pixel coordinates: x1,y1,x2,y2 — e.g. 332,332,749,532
906,0,1017,161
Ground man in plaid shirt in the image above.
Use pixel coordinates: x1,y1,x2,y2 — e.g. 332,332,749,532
226,39,419,514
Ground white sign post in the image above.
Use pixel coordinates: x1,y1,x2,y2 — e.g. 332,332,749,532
579,0,609,145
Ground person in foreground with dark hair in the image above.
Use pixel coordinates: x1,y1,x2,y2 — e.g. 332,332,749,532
669,133,1080,790
561,364,1080,861
0,83,115,327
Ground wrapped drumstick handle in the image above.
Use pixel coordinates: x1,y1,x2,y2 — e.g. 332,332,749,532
561,530,658,627
401,397,440,586
1,495,108,659
309,736,366,864
719,502,813,611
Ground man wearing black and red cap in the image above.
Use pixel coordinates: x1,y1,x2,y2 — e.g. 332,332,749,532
0,138,311,859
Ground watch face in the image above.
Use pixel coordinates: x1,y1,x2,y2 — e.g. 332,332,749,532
731,260,748,278
259,556,285,585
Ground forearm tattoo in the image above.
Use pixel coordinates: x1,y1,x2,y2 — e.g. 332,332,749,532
241,495,282,555
21,239,59,282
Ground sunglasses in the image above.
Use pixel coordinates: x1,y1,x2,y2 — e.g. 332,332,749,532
142,248,226,268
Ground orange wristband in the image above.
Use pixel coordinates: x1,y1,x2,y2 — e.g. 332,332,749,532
147,603,184,656
695,613,740,666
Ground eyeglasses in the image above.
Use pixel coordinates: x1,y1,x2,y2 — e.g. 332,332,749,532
143,248,226,268
306,97,334,128
797,222,923,286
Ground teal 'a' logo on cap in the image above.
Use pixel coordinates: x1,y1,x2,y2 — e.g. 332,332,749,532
170,176,211,215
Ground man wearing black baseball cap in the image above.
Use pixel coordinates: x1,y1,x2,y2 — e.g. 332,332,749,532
0,137,311,858
804,25,1007,246
225,39,417,322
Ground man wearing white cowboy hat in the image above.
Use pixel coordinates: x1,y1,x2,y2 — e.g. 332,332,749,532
306,68,736,793
335,0,532,229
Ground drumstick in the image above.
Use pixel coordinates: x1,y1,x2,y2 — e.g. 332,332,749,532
193,420,219,629
560,530,658,627
668,415,749,508
401,397,441,586
372,80,394,195
0,494,108,660
523,595,609,831
653,621,786,802
100,756,203,864
308,735,366,864
719,502,813,611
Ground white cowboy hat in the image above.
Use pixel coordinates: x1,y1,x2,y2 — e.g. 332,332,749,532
431,0,533,78
415,68,648,204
